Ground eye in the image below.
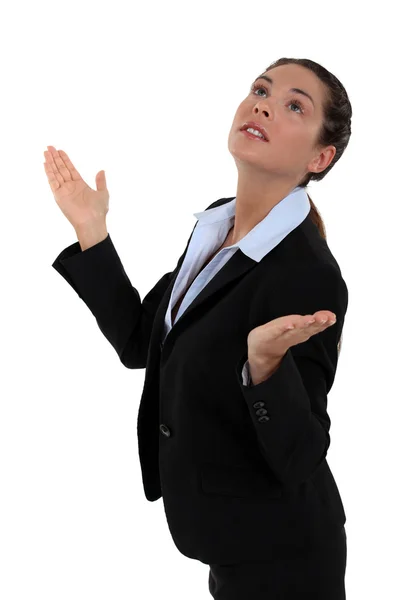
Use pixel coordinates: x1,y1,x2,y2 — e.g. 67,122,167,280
250,82,305,115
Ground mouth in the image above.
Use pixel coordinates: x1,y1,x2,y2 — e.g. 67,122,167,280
241,129,269,143
240,122,269,142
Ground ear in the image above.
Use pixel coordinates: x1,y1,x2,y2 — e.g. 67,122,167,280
308,145,336,174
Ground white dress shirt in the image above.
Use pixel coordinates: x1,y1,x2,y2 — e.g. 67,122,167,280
162,186,311,386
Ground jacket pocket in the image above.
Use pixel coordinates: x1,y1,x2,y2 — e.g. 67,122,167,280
200,462,282,499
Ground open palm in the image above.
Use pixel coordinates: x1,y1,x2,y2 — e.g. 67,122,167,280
247,310,337,361
44,145,109,229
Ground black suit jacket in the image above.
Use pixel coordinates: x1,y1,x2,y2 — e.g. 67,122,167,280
52,196,349,565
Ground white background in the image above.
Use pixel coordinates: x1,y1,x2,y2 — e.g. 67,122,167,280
0,0,397,598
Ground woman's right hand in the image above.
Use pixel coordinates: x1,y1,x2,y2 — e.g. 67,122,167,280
44,145,109,230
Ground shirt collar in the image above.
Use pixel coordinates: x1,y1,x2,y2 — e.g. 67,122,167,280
192,186,311,262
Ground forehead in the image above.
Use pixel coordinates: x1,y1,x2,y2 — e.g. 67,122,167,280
262,63,320,88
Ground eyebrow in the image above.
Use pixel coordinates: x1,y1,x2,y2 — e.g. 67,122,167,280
253,74,315,108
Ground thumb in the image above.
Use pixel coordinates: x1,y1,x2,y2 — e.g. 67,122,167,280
95,170,107,191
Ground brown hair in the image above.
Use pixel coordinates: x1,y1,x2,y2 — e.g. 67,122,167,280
264,57,353,357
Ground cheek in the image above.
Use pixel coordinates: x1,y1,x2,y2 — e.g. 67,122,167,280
279,127,309,152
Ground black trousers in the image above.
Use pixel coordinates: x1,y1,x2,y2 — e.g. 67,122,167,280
208,525,347,600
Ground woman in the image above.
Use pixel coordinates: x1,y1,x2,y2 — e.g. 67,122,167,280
46,56,352,599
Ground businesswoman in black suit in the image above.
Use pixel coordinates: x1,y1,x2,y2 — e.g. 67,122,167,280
46,57,352,599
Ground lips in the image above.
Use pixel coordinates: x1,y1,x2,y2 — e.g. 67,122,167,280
241,129,268,143
240,121,269,141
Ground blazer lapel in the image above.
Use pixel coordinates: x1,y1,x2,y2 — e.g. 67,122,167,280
157,249,258,354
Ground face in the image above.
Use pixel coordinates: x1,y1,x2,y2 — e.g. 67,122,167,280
228,63,336,183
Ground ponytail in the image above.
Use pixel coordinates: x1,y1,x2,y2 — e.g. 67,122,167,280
306,193,343,358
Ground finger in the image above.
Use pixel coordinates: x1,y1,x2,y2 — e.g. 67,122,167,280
44,150,64,189
45,146,68,185
312,313,336,325
285,314,336,333
280,315,307,333
303,317,336,332
47,146,73,183
313,311,336,322
43,161,61,193
58,149,83,181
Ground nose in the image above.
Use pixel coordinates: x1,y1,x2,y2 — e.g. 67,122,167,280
255,95,285,116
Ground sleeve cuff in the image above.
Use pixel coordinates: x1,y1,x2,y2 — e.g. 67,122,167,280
241,359,253,387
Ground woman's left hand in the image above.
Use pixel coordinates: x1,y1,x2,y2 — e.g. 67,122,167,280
247,310,337,362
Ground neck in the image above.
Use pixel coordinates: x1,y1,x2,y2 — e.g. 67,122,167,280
230,174,300,244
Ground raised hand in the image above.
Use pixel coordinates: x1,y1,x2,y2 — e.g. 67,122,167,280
43,145,109,230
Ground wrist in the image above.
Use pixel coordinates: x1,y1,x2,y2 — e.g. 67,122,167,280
75,221,108,251
247,353,284,385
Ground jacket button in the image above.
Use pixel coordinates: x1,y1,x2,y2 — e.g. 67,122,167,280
255,408,268,416
253,401,265,409
160,341,164,351
160,424,171,437
258,415,270,422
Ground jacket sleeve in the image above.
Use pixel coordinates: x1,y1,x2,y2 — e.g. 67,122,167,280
51,233,175,369
235,263,348,486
